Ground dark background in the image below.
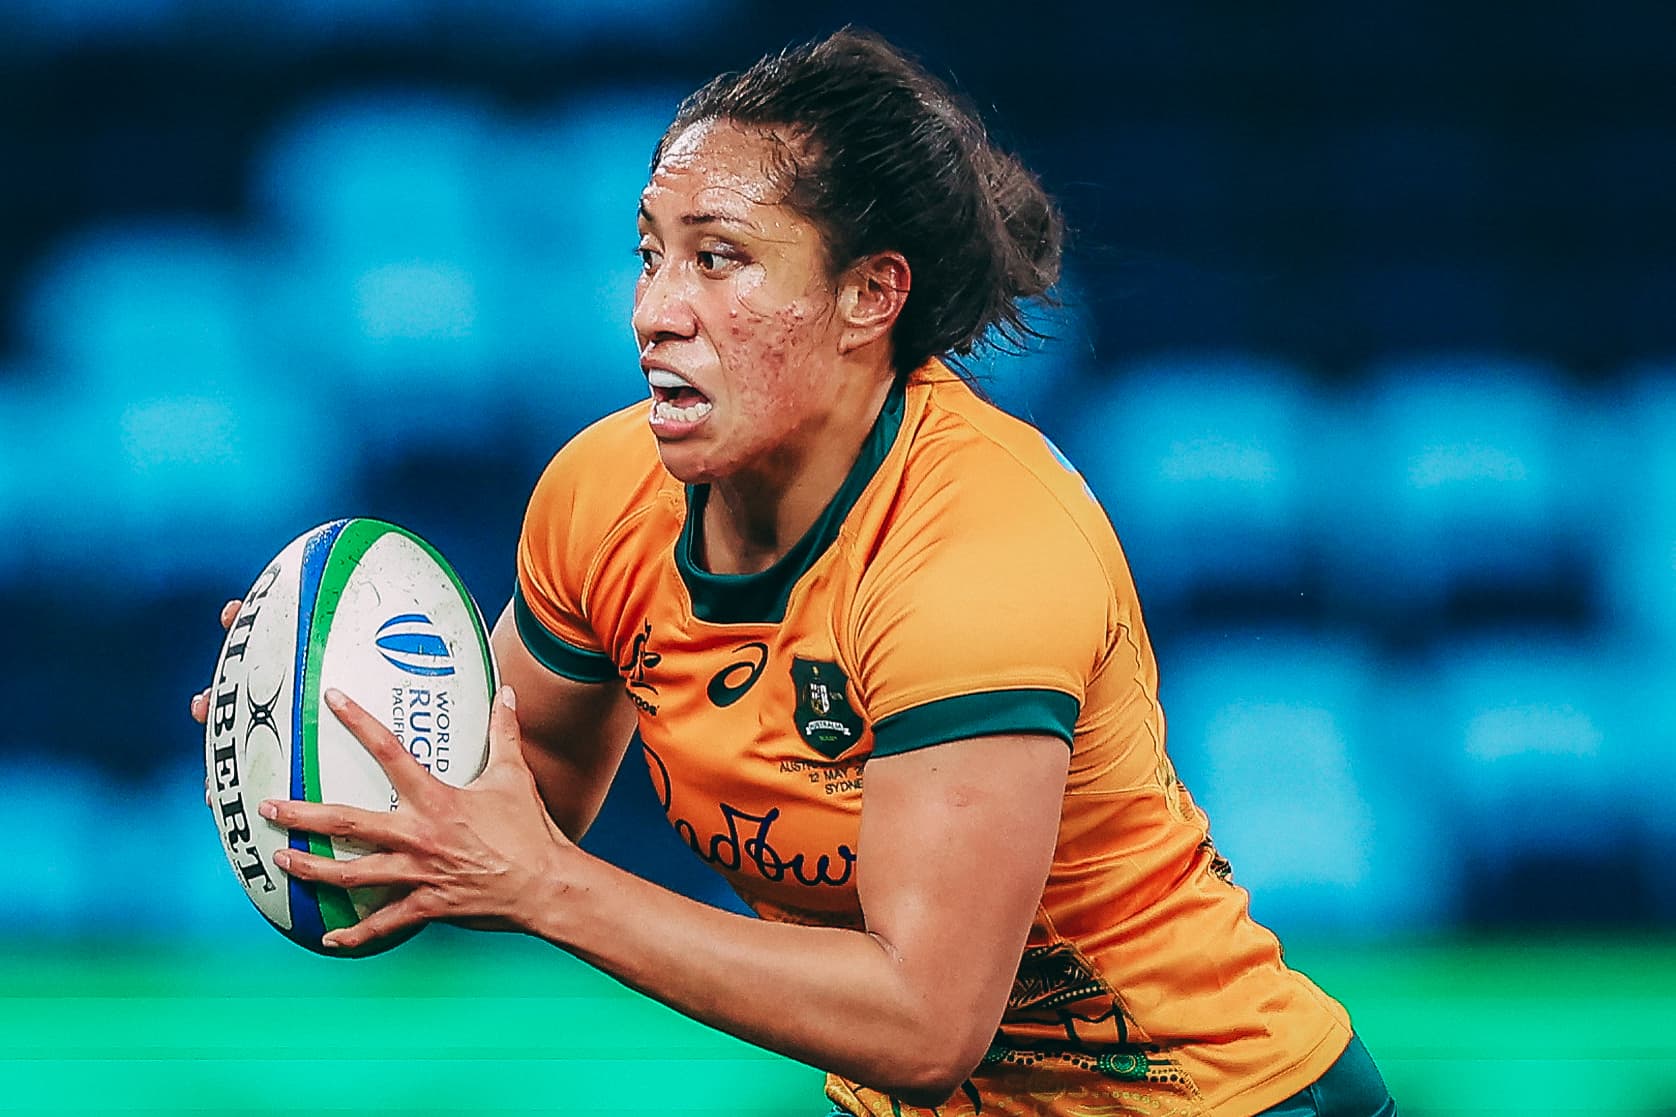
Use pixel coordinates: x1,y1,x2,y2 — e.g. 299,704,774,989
0,4,1669,1106
4,0,1673,920
1,6,1673,1110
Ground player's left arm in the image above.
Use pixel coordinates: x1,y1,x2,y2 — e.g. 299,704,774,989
850,730,1071,1092
542,724,1072,1106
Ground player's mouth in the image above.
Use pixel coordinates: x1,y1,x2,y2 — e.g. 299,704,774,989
646,368,714,434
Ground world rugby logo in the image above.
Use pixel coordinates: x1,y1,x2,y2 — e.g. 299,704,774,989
374,612,456,677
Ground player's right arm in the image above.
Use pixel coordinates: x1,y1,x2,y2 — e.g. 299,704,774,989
490,602,636,842
505,409,654,839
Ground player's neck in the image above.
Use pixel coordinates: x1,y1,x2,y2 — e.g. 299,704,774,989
702,375,893,575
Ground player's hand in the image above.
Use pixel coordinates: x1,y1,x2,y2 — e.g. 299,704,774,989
194,599,242,806
259,685,573,950
190,599,242,726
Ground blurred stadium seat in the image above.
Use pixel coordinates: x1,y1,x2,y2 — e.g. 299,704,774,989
255,90,505,449
1425,634,1646,925
253,87,677,452
21,222,264,397
1059,352,1317,618
1322,353,1587,625
14,222,356,580
117,761,272,939
1161,629,1454,937
480,90,681,443
0,374,38,586
257,91,493,264
0,753,268,940
0,757,105,936
1625,644,1676,921
1599,364,1676,644
1594,365,1676,922
15,368,354,588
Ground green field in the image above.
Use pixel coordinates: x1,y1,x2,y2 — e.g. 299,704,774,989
2,934,1672,1115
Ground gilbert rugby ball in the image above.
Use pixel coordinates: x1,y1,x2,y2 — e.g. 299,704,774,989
204,518,497,955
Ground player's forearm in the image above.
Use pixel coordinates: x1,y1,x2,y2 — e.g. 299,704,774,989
520,850,990,1105
520,736,614,841
491,607,635,842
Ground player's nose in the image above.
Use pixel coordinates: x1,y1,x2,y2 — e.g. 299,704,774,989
632,262,699,342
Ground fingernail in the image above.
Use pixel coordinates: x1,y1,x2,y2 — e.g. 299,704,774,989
499,685,517,710
258,800,278,819
321,932,344,948
325,688,346,708
273,849,291,869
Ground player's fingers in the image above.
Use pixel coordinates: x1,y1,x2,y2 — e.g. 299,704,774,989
320,894,429,951
220,599,240,630
259,798,414,850
273,847,412,890
189,689,210,725
323,688,441,807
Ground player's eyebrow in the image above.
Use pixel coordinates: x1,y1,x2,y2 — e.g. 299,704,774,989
638,202,762,232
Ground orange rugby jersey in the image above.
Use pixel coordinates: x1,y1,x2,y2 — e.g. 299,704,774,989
515,366,1352,1117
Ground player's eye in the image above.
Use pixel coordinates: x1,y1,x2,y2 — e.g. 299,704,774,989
635,246,662,272
696,247,743,275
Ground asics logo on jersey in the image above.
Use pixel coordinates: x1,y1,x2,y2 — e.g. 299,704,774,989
707,642,768,707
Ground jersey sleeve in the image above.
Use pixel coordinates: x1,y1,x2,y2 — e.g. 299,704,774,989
851,473,1113,758
514,438,619,685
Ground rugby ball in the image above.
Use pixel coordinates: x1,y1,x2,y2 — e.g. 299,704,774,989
204,518,497,955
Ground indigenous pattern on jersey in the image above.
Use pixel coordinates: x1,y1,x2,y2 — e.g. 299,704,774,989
516,364,1352,1117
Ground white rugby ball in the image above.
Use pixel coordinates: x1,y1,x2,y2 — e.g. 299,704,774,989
204,518,497,955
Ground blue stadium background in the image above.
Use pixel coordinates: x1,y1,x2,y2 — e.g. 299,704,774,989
1,3,1674,1114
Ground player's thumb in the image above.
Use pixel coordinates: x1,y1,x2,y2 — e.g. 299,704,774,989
486,684,521,768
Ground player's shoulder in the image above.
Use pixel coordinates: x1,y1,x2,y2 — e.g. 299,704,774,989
904,373,1111,544
527,401,673,537
551,400,661,469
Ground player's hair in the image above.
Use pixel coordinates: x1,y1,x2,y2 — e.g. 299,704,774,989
654,27,1064,378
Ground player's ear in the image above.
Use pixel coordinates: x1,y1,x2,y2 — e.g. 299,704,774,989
836,251,910,356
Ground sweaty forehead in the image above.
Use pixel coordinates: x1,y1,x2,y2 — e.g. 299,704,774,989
642,119,791,218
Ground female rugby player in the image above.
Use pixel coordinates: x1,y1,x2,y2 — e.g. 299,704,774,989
195,29,1395,1117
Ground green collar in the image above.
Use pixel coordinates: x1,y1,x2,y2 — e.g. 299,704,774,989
676,380,906,624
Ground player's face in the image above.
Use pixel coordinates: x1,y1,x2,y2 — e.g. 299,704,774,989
632,119,850,485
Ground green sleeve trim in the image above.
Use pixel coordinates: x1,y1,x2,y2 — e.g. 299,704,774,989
870,688,1079,758
512,584,617,684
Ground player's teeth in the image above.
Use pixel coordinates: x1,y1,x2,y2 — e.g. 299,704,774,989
651,398,714,424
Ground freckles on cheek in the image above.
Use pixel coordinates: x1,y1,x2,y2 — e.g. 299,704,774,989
727,299,819,378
